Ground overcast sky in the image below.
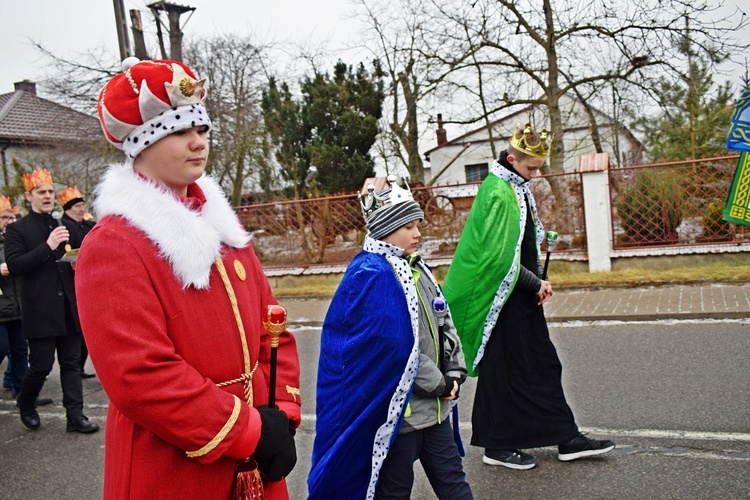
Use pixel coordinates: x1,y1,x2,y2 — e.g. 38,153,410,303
2,0,749,98
0,0,364,92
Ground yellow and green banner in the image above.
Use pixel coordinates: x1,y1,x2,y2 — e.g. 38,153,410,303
725,86,750,226
724,152,750,226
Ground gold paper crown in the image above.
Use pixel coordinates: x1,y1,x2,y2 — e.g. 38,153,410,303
0,196,12,212
57,186,84,207
358,175,415,219
22,168,54,192
509,123,553,159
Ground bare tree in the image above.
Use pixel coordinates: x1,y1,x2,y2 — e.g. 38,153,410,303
186,34,274,205
421,0,749,173
354,0,449,183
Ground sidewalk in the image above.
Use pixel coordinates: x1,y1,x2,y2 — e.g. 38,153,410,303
279,283,750,326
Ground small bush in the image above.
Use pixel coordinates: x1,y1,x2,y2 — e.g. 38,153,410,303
701,199,732,239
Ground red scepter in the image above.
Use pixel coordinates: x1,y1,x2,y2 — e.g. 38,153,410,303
231,305,287,500
262,305,287,409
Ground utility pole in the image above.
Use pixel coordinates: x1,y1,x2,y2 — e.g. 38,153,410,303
129,10,149,60
112,0,133,61
147,2,196,62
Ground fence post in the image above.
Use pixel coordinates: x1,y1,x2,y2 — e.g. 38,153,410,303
579,153,612,272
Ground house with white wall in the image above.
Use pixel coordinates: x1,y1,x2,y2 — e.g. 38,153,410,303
423,95,644,185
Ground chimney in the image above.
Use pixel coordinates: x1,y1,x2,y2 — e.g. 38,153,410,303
14,80,37,96
436,113,447,146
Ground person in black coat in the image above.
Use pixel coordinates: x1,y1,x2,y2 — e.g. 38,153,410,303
0,198,26,396
5,169,98,433
58,186,97,379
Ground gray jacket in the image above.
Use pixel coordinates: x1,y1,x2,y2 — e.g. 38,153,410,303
400,254,467,434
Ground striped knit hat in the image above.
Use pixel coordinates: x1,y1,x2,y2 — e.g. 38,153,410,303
361,177,424,240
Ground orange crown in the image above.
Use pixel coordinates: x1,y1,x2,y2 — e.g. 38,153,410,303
22,168,54,192
58,186,84,207
0,196,11,212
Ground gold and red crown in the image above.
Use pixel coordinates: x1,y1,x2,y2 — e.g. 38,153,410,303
0,196,12,212
509,123,554,159
22,168,54,192
58,186,84,207
98,58,208,148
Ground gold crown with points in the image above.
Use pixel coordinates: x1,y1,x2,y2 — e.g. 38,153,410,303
0,196,12,212
509,122,554,159
57,186,84,207
22,168,54,192
358,175,414,219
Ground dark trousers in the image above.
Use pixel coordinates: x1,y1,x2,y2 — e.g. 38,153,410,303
0,320,27,391
375,420,473,500
18,335,83,419
79,335,89,373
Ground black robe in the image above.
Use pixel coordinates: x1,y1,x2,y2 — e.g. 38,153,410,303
470,201,578,450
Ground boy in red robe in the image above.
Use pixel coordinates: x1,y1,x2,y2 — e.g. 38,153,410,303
75,57,301,499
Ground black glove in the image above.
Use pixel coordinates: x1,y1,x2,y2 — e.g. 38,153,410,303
253,405,297,482
440,376,461,398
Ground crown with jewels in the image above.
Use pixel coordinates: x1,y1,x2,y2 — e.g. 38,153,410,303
22,168,54,192
358,175,415,220
97,57,211,159
57,186,84,207
509,122,554,159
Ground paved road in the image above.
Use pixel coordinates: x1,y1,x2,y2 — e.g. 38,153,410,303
1,283,748,498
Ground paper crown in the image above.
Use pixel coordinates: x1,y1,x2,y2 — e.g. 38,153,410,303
58,186,84,208
97,57,212,159
358,175,415,219
22,168,54,192
0,196,12,212
509,123,553,159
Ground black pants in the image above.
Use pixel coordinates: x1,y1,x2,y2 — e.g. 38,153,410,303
0,320,27,391
375,420,473,500
79,335,89,373
18,334,83,419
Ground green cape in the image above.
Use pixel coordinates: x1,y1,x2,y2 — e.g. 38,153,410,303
443,174,522,376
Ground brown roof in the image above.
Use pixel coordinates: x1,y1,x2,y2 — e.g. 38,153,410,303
0,90,101,145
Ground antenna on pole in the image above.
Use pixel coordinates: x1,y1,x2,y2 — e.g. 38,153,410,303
147,1,196,62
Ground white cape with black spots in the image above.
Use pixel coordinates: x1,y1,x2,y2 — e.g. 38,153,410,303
473,161,546,370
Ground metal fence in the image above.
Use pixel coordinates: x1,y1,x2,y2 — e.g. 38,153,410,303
236,172,587,268
609,155,748,250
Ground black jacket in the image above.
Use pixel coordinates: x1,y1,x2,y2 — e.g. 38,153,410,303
62,213,96,242
0,233,22,322
5,211,83,338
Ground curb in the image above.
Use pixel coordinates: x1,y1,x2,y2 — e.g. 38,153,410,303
286,311,750,330
547,311,750,323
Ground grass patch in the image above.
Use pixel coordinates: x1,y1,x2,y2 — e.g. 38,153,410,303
553,263,750,288
269,262,750,298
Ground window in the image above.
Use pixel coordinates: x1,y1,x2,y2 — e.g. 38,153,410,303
465,163,489,182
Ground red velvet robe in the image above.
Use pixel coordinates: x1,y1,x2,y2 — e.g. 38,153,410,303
76,180,300,499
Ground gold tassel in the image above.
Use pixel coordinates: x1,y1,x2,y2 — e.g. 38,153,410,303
230,458,264,500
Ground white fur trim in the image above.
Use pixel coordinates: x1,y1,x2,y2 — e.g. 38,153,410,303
93,163,251,289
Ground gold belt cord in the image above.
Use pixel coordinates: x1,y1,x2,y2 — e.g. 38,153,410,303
215,257,257,406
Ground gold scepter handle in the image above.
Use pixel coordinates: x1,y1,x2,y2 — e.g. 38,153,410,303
262,305,287,408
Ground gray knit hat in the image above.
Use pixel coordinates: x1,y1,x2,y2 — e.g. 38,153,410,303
359,176,424,241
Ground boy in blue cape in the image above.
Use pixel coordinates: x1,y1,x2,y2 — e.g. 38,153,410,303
309,176,472,499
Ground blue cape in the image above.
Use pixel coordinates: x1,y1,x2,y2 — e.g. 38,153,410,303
309,248,419,499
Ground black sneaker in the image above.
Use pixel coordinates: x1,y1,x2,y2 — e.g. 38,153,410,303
482,449,537,470
558,433,615,461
